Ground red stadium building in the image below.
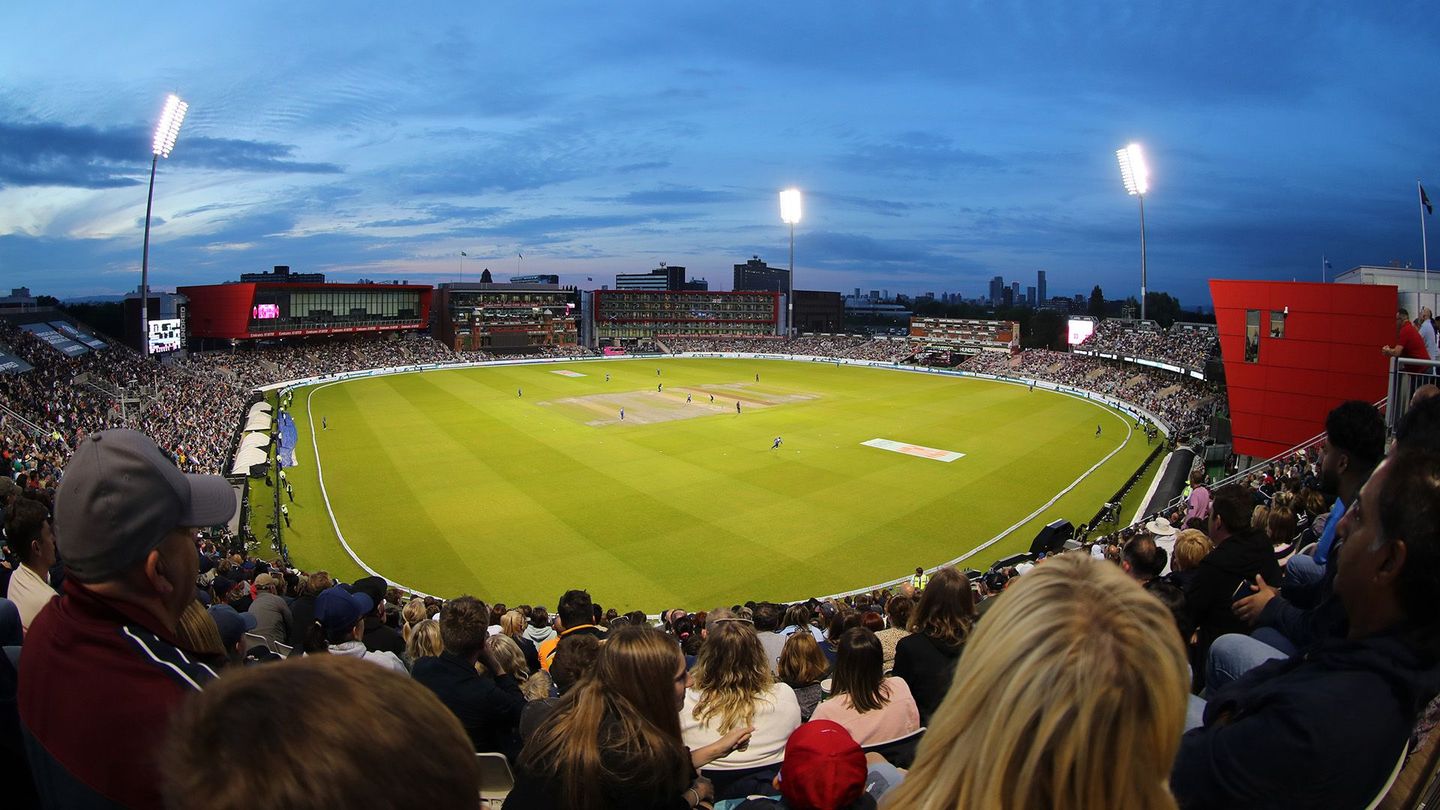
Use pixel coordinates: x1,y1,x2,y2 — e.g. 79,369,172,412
179,280,432,346
1210,279,1396,459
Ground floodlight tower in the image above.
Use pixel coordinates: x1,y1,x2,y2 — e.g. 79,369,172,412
1115,143,1150,322
779,188,802,337
140,93,189,355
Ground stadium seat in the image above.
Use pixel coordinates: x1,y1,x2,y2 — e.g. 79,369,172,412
860,726,926,769
243,632,271,652
273,641,294,658
476,751,514,802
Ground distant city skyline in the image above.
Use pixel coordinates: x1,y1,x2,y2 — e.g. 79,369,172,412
2,2,1436,308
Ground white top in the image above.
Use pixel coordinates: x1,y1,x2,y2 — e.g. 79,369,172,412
328,640,407,673
7,563,55,634
681,681,802,771
1421,319,1439,361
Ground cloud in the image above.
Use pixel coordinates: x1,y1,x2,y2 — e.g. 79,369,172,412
602,185,745,206
0,120,342,190
833,132,1003,178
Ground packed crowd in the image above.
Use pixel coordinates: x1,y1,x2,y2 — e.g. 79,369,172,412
6,393,1440,808
1075,319,1218,370
663,334,915,363
958,348,1224,441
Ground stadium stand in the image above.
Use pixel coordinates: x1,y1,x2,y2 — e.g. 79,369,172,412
8,310,1440,809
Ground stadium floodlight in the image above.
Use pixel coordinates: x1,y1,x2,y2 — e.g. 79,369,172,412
1115,143,1150,321
140,94,189,355
779,188,802,337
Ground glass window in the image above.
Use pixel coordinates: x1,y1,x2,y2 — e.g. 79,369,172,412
1270,310,1286,339
1245,310,1261,363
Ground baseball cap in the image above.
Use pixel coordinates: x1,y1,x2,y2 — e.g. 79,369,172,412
779,720,866,810
253,572,277,590
54,429,235,582
315,585,373,632
208,603,258,650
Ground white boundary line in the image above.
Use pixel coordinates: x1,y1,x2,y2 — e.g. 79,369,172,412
290,355,1150,600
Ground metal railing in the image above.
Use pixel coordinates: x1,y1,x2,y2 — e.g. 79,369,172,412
1386,356,1439,433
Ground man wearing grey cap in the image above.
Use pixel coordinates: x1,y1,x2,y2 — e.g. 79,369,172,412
19,429,236,809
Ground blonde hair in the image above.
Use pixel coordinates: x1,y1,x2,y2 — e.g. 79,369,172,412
401,599,429,643
500,609,527,637
487,633,531,682
691,619,774,733
884,554,1189,810
404,619,443,665
1171,529,1214,572
176,601,226,660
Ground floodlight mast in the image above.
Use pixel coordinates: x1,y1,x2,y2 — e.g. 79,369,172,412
140,94,189,356
1116,143,1149,322
779,189,802,337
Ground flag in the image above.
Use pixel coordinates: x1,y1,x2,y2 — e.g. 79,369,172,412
586,277,593,282
1423,184,1433,216
460,250,467,256
518,252,524,260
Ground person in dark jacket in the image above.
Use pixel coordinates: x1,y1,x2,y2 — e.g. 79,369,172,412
1173,449,1440,809
352,575,405,658
893,566,976,724
286,570,331,647
412,595,527,760
1182,483,1282,682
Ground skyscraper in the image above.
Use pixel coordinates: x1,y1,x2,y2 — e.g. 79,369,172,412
1037,270,1047,306
1026,286,1036,307
989,275,1004,305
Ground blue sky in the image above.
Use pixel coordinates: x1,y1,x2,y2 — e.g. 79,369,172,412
1,2,1436,308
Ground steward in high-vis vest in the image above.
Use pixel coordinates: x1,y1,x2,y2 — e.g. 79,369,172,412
910,567,930,590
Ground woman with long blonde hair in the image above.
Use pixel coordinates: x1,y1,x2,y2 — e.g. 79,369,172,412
681,619,801,799
403,618,443,667
884,554,1190,810
509,625,748,810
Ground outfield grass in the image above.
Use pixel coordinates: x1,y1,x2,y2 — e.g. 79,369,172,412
270,358,1154,609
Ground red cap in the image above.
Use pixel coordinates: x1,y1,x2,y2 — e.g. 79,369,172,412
779,720,866,810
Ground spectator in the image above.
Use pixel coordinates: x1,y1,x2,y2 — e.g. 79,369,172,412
310,585,406,672
19,428,236,808
1167,529,1213,591
777,631,829,722
538,589,608,670
400,596,429,644
412,595,527,759
500,608,543,672
1183,484,1282,680
1121,534,1168,585
1383,307,1431,361
174,599,229,670
524,605,557,646
884,554,1190,809
208,602,258,665
893,566,976,724
780,603,824,643
1174,450,1440,808
162,655,481,810
754,603,787,671
352,575,405,658
682,619,801,799
812,628,921,746
285,569,330,647
403,617,443,667
3,496,56,633
509,625,747,810
873,596,912,672
488,632,552,701
246,571,291,647
1185,470,1211,524
722,720,906,810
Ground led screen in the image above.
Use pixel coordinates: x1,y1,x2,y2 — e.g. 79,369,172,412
1067,318,1095,347
148,319,183,353
252,303,280,319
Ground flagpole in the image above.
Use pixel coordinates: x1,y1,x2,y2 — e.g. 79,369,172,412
1421,180,1429,290
1322,254,1327,283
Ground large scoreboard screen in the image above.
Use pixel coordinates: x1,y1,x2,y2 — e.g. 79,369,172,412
1066,318,1095,347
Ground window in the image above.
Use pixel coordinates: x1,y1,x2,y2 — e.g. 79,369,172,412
1245,310,1261,363
1270,310,1286,339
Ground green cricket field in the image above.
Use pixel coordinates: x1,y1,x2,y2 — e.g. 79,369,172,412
264,358,1153,610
